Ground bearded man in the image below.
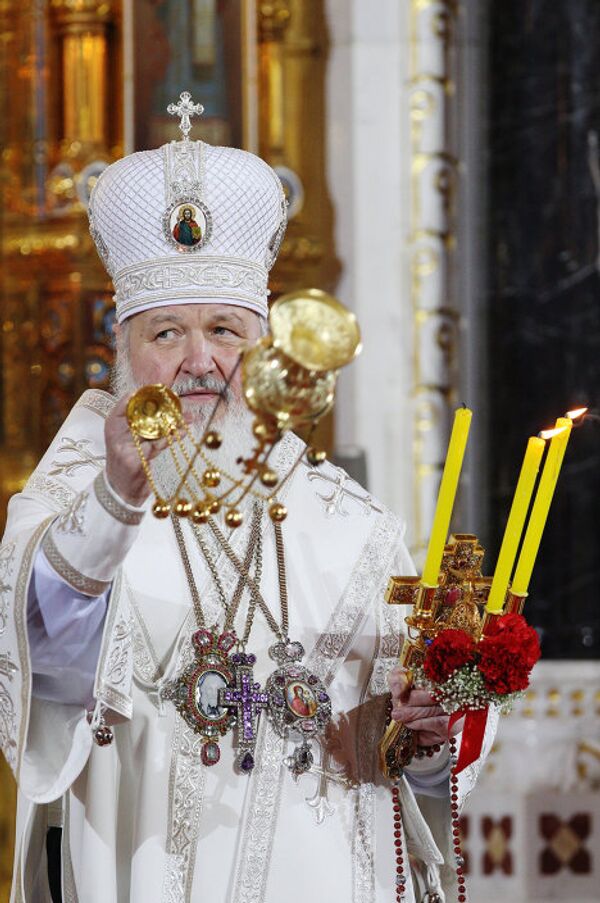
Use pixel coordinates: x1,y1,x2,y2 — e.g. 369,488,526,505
0,96,496,903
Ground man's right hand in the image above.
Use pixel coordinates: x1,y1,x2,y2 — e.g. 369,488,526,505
104,397,164,508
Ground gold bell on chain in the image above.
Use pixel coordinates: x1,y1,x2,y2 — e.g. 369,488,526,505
269,502,287,523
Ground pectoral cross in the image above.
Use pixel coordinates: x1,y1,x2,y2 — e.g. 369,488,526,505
167,91,204,140
220,652,268,773
294,744,358,825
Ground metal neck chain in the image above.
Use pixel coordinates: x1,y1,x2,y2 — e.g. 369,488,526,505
171,515,206,628
172,503,289,646
192,504,263,645
171,504,262,639
205,515,289,642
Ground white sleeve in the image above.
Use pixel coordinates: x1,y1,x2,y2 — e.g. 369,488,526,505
404,745,451,798
27,549,109,708
40,467,146,596
27,468,146,707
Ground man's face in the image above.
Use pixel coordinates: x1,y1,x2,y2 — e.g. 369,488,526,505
115,303,262,417
183,209,192,221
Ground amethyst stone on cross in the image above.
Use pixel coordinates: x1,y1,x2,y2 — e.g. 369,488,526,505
219,652,268,773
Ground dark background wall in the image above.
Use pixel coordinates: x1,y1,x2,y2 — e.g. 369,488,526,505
487,0,600,658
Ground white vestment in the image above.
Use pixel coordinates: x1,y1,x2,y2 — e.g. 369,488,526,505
0,390,497,903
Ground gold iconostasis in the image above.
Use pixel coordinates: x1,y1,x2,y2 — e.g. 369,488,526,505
0,1,338,895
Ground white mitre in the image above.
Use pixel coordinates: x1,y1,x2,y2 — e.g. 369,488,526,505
88,91,287,323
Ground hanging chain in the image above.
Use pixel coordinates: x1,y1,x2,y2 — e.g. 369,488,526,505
273,522,288,638
171,502,289,645
192,503,263,638
171,514,206,627
205,515,288,640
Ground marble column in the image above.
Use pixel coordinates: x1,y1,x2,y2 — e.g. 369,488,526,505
326,0,486,562
487,0,600,658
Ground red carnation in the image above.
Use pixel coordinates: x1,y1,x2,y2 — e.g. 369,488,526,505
423,629,477,683
477,621,540,695
496,613,540,668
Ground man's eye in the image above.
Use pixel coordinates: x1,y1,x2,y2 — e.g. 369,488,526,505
155,328,176,340
213,325,237,336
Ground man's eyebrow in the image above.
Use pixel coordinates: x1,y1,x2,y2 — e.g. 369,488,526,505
146,311,185,327
211,309,246,328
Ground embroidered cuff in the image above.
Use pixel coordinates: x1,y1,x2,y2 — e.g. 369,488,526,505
41,532,110,597
43,469,146,594
93,470,145,526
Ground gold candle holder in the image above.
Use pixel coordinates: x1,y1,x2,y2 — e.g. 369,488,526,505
380,534,495,779
504,589,528,615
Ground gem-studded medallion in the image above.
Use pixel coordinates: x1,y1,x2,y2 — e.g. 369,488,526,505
265,640,331,773
163,628,236,764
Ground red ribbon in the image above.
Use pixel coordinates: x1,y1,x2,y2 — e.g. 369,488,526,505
449,707,488,774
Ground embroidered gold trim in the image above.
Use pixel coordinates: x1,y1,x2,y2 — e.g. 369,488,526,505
62,793,79,903
24,472,76,510
74,389,115,419
94,470,145,526
94,571,134,721
42,531,110,598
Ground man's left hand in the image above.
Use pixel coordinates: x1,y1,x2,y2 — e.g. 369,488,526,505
388,666,463,747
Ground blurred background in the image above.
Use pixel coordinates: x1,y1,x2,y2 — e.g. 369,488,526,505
0,1,599,900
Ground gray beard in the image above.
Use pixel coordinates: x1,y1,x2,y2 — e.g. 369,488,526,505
111,345,282,511
150,400,257,506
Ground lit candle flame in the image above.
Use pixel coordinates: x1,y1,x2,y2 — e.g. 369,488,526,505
566,407,588,421
539,426,569,440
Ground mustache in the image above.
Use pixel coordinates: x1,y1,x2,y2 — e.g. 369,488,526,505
171,374,231,402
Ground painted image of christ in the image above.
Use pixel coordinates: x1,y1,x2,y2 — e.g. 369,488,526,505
286,682,317,718
173,205,202,246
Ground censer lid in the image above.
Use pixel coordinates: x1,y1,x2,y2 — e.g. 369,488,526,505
269,289,362,372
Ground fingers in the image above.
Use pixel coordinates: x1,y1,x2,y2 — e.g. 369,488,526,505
402,688,438,707
395,715,450,742
416,729,449,747
388,667,412,703
392,704,446,724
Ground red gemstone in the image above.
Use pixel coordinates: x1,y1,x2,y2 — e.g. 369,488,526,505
201,741,221,766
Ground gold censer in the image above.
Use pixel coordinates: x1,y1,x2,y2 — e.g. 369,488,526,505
125,289,361,527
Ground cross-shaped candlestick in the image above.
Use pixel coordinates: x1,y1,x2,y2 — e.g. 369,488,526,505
220,652,268,773
167,91,204,140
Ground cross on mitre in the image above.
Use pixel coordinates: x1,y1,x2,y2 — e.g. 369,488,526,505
167,91,204,140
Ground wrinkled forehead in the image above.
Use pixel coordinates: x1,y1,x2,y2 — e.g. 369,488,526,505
121,298,266,331
121,300,264,331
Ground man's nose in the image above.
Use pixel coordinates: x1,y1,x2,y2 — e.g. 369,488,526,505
180,331,214,377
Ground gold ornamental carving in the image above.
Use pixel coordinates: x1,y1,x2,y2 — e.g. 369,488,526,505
0,0,121,509
50,0,113,31
257,0,340,452
258,0,291,42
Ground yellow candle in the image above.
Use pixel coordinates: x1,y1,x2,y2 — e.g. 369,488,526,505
421,407,472,586
486,436,546,613
511,418,572,595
